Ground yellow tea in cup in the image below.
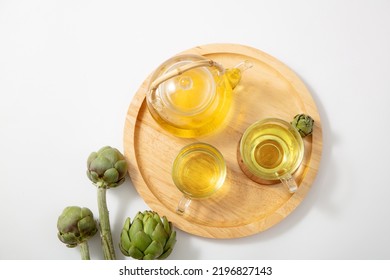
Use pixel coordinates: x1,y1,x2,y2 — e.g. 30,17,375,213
172,142,226,214
239,118,304,192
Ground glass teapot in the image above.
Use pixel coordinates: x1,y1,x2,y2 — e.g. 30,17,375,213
146,54,251,138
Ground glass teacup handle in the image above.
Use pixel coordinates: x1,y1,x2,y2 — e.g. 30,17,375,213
176,195,192,215
280,174,298,193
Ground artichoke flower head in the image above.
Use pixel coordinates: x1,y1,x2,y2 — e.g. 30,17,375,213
57,206,97,248
120,211,177,260
291,114,314,137
87,146,128,188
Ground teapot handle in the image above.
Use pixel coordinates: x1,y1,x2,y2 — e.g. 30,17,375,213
149,59,224,92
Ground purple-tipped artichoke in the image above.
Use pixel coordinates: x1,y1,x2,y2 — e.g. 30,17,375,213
57,206,97,248
119,211,177,260
291,114,314,137
87,146,127,189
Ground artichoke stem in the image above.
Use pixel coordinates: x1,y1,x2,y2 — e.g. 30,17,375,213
97,187,116,260
79,241,91,260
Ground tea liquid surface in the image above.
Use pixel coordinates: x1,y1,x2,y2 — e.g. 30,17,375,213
173,149,225,198
246,123,302,180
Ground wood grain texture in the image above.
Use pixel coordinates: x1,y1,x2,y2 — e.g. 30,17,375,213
123,44,323,238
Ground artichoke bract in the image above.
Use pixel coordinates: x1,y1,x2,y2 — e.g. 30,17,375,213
57,206,97,248
87,146,128,189
120,211,177,260
291,114,314,137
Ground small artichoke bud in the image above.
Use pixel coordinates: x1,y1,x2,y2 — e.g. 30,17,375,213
87,146,128,188
57,206,97,248
291,114,314,137
119,210,177,260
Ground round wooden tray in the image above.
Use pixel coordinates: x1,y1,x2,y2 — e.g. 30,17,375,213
123,44,322,238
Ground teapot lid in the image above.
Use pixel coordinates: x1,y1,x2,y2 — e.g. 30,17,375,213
148,55,223,115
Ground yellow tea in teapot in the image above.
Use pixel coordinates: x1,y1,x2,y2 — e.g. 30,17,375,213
146,55,250,138
149,67,233,138
164,68,214,114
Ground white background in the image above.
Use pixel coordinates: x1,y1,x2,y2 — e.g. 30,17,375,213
1,0,390,260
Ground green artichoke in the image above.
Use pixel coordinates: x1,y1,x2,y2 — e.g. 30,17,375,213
87,146,128,188
119,211,177,260
57,206,97,248
291,114,314,137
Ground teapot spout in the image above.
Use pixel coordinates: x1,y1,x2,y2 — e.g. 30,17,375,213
226,60,253,89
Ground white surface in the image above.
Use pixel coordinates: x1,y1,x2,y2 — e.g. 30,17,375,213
1,0,390,260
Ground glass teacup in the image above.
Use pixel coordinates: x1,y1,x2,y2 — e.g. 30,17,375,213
172,142,226,214
238,118,304,193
